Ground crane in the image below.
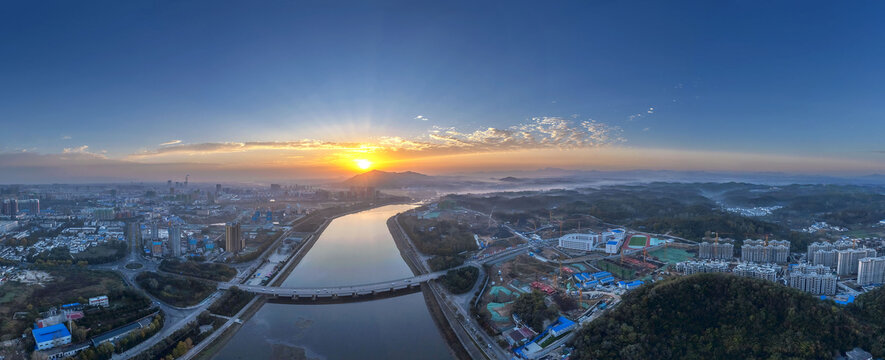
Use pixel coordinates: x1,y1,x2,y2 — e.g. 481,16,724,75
711,232,732,259
487,206,495,229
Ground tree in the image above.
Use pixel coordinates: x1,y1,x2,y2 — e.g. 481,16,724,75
512,290,558,332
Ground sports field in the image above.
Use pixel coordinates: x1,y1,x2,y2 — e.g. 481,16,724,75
649,247,692,264
626,234,649,249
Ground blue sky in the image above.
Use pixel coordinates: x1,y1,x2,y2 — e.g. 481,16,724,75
1,1,885,182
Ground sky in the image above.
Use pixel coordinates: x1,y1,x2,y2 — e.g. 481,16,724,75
2,0,885,183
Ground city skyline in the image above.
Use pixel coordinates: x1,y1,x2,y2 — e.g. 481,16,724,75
3,1,885,182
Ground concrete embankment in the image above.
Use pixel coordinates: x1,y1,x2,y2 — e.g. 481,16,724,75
388,214,476,360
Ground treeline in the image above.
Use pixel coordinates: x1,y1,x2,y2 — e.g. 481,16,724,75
130,311,217,360
136,272,216,307
399,216,477,256
208,287,254,317
428,255,465,271
74,288,154,340
441,267,478,294
30,241,128,265
73,312,164,360
513,290,559,333
572,274,881,359
72,241,129,264
159,260,236,282
849,286,885,355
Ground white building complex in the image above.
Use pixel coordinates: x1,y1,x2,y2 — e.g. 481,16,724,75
836,248,877,276
698,240,734,260
558,233,601,251
789,264,837,295
740,239,790,264
675,260,730,275
733,262,779,282
559,229,625,252
856,256,885,286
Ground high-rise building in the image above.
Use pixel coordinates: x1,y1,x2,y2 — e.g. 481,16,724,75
813,249,837,268
837,248,877,276
1,199,17,215
857,256,885,286
698,239,734,260
216,184,222,195
225,222,243,253
170,225,182,257
789,269,837,295
740,239,790,264
807,241,835,260
18,199,39,215
151,223,160,241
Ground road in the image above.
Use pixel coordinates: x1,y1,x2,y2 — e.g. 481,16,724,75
96,221,302,359
177,295,262,360
220,268,457,297
391,214,510,360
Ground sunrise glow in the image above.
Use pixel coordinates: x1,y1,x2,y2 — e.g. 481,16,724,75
355,159,372,170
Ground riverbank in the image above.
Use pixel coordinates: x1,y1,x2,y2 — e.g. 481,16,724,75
193,200,408,359
388,214,475,360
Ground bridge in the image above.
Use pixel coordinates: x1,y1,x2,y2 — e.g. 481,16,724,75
219,267,460,299
217,239,529,301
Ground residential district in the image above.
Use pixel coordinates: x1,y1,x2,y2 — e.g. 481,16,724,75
0,182,882,360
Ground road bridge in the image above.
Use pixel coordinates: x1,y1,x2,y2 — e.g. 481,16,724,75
219,267,461,299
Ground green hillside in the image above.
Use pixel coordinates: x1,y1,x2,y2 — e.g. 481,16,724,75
572,274,884,359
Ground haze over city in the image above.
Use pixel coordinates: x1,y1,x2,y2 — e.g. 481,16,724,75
3,1,885,183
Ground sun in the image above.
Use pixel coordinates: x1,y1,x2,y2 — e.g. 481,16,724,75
355,159,372,170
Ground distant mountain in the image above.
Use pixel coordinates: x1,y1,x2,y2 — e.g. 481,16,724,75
341,170,435,188
499,176,524,182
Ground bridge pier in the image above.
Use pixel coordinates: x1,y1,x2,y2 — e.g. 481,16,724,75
312,294,316,300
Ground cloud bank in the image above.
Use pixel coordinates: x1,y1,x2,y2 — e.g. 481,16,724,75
129,117,622,159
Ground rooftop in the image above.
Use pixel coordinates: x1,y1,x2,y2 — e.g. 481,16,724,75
32,323,70,343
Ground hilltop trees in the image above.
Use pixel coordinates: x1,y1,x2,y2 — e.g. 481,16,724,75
512,290,558,333
572,274,879,359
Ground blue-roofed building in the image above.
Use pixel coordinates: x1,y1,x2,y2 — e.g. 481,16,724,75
549,316,576,337
32,323,71,350
592,271,611,279
626,280,644,290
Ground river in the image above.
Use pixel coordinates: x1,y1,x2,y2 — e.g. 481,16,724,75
214,204,454,360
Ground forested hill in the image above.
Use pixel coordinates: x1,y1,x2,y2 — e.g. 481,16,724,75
571,274,885,359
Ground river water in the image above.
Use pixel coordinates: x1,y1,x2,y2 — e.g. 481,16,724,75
215,204,454,360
